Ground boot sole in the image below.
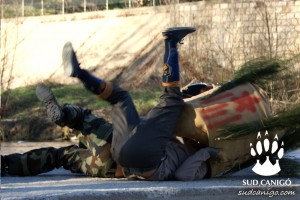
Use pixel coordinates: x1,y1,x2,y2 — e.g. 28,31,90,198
62,42,78,77
36,84,63,123
162,27,196,36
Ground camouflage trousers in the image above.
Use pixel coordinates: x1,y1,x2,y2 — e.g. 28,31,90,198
4,105,116,177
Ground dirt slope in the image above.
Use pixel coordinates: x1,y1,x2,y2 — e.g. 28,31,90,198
1,7,170,89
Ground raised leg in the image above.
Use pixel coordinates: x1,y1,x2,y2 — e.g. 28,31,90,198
119,27,196,170
61,27,196,172
36,84,113,142
62,42,141,163
162,26,196,87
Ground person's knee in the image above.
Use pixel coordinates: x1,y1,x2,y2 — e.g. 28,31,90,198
107,87,131,105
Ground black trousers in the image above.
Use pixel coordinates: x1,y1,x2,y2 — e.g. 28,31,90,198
107,86,184,171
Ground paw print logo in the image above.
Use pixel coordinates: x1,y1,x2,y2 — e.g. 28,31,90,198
250,131,284,176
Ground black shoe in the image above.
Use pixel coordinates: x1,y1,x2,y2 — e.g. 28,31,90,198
162,27,196,44
36,84,64,124
1,155,8,176
62,42,81,77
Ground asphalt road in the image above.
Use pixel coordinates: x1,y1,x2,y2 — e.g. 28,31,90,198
1,142,299,200
1,169,299,200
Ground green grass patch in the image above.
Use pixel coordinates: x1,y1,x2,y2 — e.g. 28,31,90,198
2,84,161,119
2,85,41,119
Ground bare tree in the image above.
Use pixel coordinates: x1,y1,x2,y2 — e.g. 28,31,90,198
0,3,20,118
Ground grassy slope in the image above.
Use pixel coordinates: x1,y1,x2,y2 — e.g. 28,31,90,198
1,83,161,141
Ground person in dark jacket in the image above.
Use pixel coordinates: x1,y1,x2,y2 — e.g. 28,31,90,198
1,27,214,180
61,26,213,180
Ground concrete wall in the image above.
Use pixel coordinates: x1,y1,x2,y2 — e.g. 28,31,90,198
171,0,300,82
1,1,300,89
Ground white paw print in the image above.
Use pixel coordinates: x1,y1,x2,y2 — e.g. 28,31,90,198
250,131,284,176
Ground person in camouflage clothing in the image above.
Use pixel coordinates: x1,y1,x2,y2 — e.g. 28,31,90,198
58,26,215,181
1,90,119,177
1,85,211,177
2,27,216,180
1,81,212,178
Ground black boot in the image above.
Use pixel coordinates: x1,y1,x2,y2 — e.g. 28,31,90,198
62,42,81,77
162,27,196,87
36,84,65,125
36,84,90,128
162,26,196,49
62,42,108,95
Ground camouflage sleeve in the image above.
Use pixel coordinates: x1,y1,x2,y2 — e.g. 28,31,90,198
3,105,116,177
62,104,113,142
4,143,116,177
4,145,75,176
61,141,115,177
69,107,116,177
